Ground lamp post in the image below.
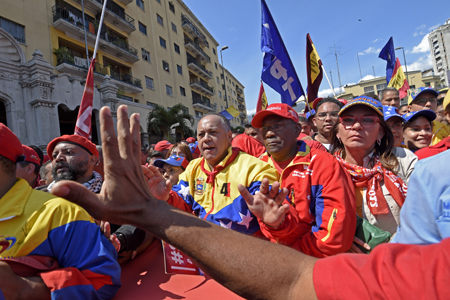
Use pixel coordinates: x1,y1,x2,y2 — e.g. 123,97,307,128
220,46,229,108
395,47,409,86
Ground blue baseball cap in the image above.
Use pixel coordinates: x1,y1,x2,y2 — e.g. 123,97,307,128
408,87,438,105
305,109,315,119
402,110,436,123
339,96,383,116
383,106,405,122
153,155,189,169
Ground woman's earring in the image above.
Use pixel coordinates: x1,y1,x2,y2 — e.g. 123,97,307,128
377,138,381,146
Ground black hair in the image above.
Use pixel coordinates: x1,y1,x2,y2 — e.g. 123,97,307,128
316,97,344,111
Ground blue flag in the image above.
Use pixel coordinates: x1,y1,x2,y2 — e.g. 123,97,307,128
260,0,304,106
378,37,396,84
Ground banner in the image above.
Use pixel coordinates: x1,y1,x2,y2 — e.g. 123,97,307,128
379,37,396,84
256,82,268,112
220,105,240,120
306,33,323,107
260,0,304,106
74,58,96,139
388,58,410,99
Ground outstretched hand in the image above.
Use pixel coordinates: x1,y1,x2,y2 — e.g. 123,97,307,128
51,106,155,228
238,178,290,228
142,165,172,201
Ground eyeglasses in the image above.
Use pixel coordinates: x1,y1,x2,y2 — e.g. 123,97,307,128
413,98,437,106
261,121,294,133
340,116,379,129
315,111,340,120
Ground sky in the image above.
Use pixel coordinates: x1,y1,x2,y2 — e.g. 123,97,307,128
183,0,450,117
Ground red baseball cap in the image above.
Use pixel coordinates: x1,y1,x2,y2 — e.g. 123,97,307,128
22,145,41,165
312,97,324,111
0,123,24,163
186,137,196,144
252,103,299,128
47,135,99,160
154,140,172,152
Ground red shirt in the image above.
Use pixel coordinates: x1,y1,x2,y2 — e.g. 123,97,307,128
415,136,450,160
313,237,450,299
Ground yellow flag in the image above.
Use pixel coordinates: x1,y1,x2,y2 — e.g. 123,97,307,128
226,105,240,118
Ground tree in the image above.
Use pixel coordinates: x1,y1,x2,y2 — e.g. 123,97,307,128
147,103,194,142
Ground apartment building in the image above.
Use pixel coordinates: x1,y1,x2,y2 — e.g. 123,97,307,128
428,18,450,87
0,0,247,148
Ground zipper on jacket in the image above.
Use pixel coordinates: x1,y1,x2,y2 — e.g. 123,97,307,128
321,208,337,242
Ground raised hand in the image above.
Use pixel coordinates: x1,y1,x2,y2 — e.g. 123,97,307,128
238,178,290,228
142,165,172,201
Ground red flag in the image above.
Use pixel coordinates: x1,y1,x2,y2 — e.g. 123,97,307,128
256,82,268,113
75,58,96,139
388,58,410,99
306,34,323,108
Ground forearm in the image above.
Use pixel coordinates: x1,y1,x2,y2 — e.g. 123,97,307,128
19,276,51,300
142,199,318,300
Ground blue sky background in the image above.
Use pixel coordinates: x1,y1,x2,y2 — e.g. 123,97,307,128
183,0,450,116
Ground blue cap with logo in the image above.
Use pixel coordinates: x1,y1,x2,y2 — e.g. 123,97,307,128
408,87,438,105
339,96,383,116
402,110,436,123
153,155,189,170
383,106,405,122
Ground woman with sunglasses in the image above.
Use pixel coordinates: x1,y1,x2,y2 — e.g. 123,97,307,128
330,97,417,244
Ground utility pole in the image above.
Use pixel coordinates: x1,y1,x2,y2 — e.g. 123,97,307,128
333,43,342,87
372,66,376,77
357,53,362,80
329,70,334,91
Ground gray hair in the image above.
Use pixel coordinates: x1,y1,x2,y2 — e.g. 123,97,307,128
202,113,231,132
379,87,399,101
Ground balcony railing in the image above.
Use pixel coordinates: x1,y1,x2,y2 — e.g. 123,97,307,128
236,86,243,94
181,14,208,48
237,95,244,102
99,31,138,56
110,69,142,88
94,0,135,28
190,79,214,96
187,55,212,78
184,36,210,63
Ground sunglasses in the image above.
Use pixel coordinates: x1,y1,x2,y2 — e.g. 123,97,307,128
340,116,380,129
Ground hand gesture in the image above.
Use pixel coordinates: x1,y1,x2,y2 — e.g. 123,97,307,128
238,178,289,228
142,165,172,201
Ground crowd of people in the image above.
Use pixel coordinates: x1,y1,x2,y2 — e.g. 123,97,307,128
0,85,449,299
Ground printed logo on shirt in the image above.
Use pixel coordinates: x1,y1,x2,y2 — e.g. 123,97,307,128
195,177,206,195
0,236,16,255
220,183,231,197
443,201,450,219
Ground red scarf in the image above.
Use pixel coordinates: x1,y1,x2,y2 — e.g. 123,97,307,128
200,147,240,184
335,151,407,215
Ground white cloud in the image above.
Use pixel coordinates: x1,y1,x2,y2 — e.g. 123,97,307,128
372,38,380,43
358,47,381,56
247,108,256,116
318,86,345,98
429,24,440,31
406,54,433,71
413,24,427,37
361,74,375,81
412,33,430,53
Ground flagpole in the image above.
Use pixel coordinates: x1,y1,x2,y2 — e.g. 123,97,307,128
93,0,108,60
81,0,89,68
321,65,336,97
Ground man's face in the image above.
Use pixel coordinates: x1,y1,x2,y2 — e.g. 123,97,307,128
262,115,300,161
399,105,408,115
437,92,447,102
44,162,54,185
245,126,264,144
299,121,311,135
197,115,232,168
435,104,445,123
409,92,438,112
313,102,341,137
381,90,400,108
51,143,93,183
386,117,404,147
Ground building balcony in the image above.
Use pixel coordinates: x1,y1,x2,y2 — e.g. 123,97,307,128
238,103,245,111
181,14,208,48
71,0,135,33
52,5,139,63
117,0,133,5
236,86,243,94
237,95,244,102
55,57,142,94
187,56,212,80
184,36,210,63
190,79,215,96
192,97,216,113
239,113,246,119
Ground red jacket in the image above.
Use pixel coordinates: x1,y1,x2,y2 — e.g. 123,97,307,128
259,141,356,258
415,136,450,160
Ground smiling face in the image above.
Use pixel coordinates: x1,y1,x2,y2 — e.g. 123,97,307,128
403,116,433,151
197,115,232,168
337,105,384,155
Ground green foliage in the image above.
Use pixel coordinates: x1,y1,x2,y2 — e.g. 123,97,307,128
53,47,73,65
232,126,245,134
147,103,194,142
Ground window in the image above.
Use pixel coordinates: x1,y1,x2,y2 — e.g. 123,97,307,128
233,91,236,95
169,2,175,13
177,64,182,75
216,76,219,84
221,106,223,111
145,76,154,89
136,0,144,10
134,99,140,103
363,86,374,93
174,43,180,54
157,14,164,26
195,111,203,118
171,22,177,33
163,61,169,72
219,91,222,98
180,86,186,96
139,22,147,35
147,101,157,108
227,86,229,91
229,79,231,83
156,0,160,3
213,48,216,55
159,37,166,48
232,82,235,86
0,17,25,44
226,76,228,81
142,48,150,63
166,85,173,96
376,83,387,92
215,63,218,69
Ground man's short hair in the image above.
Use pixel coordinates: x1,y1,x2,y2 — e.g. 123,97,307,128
202,113,231,132
40,160,52,181
379,87,399,100
244,123,255,129
298,115,309,123
316,97,344,111
17,161,40,175
363,92,380,101
148,150,164,159
0,155,16,176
